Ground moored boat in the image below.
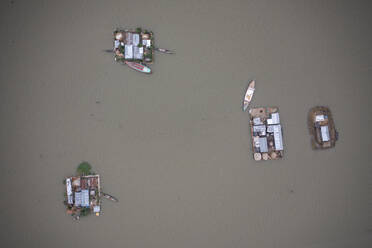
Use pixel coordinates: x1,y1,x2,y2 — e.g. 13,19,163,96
155,47,175,54
308,106,338,149
102,192,119,202
125,61,152,74
243,80,255,111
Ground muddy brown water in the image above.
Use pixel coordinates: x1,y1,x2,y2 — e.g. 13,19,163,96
0,0,371,247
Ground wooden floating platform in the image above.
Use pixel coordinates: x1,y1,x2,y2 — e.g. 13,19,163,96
308,106,338,149
249,107,284,161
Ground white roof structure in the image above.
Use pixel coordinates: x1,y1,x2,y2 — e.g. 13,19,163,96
115,32,123,40
125,45,133,59
315,115,325,122
133,46,143,59
273,124,283,151
133,34,140,45
142,39,151,48
66,178,72,196
267,112,280,125
66,178,74,205
253,117,262,125
67,195,73,205
321,125,330,142
253,136,260,148
259,137,268,153
81,190,90,207
126,32,133,44
74,192,82,207
253,125,266,136
114,40,120,49
93,205,100,213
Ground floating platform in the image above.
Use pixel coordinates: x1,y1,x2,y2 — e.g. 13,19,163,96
308,106,338,149
64,175,101,220
249,107,284,161
113,28,154,68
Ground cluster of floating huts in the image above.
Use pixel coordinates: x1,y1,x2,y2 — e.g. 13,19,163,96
113,28,153,73
112,27,173,74
63,28,340,221
243,80,338,161
249,107,284,161
64,163,119,220
65,175,101,220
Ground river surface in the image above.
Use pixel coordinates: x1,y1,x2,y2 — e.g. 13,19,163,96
0,0,371,247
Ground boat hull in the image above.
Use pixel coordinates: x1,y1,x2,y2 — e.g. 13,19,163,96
155,48,175,54
125,61,152,74
102,192,119,202
243,80,255,111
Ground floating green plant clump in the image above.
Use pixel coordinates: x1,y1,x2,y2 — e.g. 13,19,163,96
76,161,92,175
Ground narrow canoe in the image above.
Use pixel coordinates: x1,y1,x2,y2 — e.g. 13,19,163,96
102,192,119,202
155,47,175,54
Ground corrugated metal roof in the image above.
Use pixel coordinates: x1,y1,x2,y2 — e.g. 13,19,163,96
133,34,140,45
321,125,330,142
125,45,133,59
253,117,262,125
81,190,90,207
253,125,266,136
114,40,120,49
74,192,82,206
267,112,280,125
142,39,151,48
259,137,268,153
273,125,283,151
93,205,100,213
66,178,72,196
126,32,133,44
315,115,325,122
133,46,143,59
67,195,73,205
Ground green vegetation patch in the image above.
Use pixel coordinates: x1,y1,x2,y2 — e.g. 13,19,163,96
76,161,92,176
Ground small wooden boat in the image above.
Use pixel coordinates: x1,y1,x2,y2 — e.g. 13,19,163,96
125,61,152,74
154,47,175,54
243,80,255,111
308,106,338,149
102,192,119,202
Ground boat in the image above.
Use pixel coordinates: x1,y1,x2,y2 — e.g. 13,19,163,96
249,107,284,161
155,47,175,54
308,106,338,149
102,192,119,202
243,80,255,111
125,61,152,74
